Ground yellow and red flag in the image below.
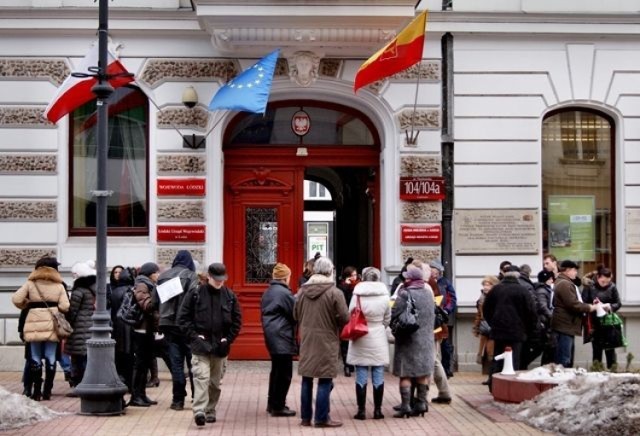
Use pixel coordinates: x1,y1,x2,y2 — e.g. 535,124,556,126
354,10,427,92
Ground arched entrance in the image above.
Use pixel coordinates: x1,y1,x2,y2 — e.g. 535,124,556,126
223,100,381,359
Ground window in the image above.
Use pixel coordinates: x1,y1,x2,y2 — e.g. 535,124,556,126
541,109,614,272
69,86,149,236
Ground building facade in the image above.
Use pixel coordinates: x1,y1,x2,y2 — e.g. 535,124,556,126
0,0,638,368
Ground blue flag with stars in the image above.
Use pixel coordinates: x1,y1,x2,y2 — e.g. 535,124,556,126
209,49,279,114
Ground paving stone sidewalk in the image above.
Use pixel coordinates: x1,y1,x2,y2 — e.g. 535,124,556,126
0,362,547,435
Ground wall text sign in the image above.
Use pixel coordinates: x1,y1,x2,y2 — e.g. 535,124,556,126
157,225,206,243
157,178,206,196
400,177,445,201
401,224,442,244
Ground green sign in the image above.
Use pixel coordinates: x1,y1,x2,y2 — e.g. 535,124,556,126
548,195,595,261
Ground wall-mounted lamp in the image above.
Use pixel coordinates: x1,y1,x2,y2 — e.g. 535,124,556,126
182,85,199,109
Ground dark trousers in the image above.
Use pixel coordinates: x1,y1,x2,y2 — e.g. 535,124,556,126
592,343,617,369
340,341,353,371
70,354,87,386
132,331,154,400
165,331,192,404
441,325,454,375
115,351,134,392
520,340,544,370
267,354,293,411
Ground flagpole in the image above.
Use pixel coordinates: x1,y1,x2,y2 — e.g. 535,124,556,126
407,60,422,146
74,0,127,415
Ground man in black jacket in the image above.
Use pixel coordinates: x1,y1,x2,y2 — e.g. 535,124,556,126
157,250,199,411
177,262,242,427
483,266,537,390
261,263,297,417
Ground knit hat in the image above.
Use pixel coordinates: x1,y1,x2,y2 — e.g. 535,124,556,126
403,264,424,280
429,259,445,273
272,263,291,280
35,256,61,271
139,262,160,277
537,270,555,284
71,260,97,278
560,260,579,270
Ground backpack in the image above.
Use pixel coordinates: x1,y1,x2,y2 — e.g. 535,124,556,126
117,286,143,327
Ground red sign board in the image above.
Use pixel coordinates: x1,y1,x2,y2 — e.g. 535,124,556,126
157,225,206,243
157,178,206,196
401,224,442,244
400,177,445,201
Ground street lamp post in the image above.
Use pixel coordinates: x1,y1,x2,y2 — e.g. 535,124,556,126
73,0,128,415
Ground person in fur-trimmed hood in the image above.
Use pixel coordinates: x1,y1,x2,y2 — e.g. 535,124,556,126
12,256,70,401
65,260,97,389
346,267,391,420
294,256,349,428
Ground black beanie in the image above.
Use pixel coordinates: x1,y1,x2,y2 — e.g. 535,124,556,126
139,262,159,277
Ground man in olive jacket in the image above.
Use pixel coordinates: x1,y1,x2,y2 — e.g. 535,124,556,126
294,256,349,428
550,260,595,367
177,262,242,427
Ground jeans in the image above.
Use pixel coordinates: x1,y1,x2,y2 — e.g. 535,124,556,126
441,325,454,375
30,341,57,367
301,377,333,424
355,365,384,388
58,351,71,374
268,354,293,410
553,331,574,368
165,331,192,404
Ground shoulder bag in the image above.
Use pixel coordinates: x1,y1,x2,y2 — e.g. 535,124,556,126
33,282,73,339
117,286,144,327
340,295,368,341
391,289,419,339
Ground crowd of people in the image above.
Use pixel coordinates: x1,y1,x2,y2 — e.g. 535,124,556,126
12,250,621,428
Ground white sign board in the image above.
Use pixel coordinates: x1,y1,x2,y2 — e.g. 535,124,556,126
156,276,183,304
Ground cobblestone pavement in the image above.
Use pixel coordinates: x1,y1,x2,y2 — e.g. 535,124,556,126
0,362,548,435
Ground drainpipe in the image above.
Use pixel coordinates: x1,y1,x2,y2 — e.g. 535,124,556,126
441,31,454,280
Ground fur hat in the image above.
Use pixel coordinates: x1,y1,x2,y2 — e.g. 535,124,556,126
71,260,97,278
403,264,424,280
139,262,160,277
272,263,291,280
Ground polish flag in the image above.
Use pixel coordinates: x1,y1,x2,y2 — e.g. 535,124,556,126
44,44,134,124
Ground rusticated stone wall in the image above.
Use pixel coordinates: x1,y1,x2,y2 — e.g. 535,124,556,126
0,154,57,173
139,59,238,86
401,201,442,223
157,154,206,175
0,248,57,269
400,155,442,177
157,201,205,221
401,247,442,264
0,58,70,85
0,201,56,221
0,107,51,127
396,109,440,131
156,247,205,267
156,107,209,130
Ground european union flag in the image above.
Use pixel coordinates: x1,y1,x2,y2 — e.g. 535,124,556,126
209,49,280,114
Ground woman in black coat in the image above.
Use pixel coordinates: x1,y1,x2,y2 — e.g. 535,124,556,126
582,266,622,369
66,261,97,388
109,266,136,391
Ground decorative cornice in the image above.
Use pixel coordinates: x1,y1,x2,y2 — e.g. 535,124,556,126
0,201,57,221
397,109,440,131
0,107,52,127
157,247,205,267
139,59,238,87
400,155,442,177
0,58,70,86
157,200,205,221
0,154,57,173
401,201,442,223
156,107,209,131
0,247,57,269
157,154,206,175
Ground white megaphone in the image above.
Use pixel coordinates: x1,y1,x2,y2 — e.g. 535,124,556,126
494,346,516,375
595,303,606,318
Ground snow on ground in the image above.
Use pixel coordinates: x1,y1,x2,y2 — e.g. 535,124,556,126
0,386,65,431
499,366,640,435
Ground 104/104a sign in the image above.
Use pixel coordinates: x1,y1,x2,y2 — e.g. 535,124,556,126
399,177,445,201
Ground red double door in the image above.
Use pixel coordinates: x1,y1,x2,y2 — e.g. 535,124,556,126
223,146,379,359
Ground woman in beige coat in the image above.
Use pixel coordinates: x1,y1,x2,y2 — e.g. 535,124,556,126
12,257,70,400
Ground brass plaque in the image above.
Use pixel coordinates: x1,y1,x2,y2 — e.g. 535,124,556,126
626,209,640,252
454,209,539,254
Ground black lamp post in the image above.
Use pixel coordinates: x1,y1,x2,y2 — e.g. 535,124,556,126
73,0,128,415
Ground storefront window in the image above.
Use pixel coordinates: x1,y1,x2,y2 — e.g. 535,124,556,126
69,86,149,236
541,109,614,272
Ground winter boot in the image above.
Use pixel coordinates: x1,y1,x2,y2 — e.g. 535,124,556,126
393,379,416,411
129,369,150,407
22,360,33,398
147,358,160,387
411,384,429,417
353,384,367,420
30,363,43,402
393,386,412,418
42,363,56,400
373,384,384,419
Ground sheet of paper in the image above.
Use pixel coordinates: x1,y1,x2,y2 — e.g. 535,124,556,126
156,276,183,304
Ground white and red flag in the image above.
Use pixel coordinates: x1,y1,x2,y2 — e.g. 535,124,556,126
44,43,134,123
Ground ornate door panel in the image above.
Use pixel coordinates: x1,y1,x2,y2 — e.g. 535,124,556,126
224,166,302,360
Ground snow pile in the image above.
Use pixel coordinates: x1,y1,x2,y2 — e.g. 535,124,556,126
502,371,640,435
517,364,588,382
0,385,64,431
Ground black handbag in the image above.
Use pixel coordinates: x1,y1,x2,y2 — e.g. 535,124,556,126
391,290,420,339
117,287,144,327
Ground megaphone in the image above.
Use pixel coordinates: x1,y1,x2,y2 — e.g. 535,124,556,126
494,346,516,375
595,303,606,318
